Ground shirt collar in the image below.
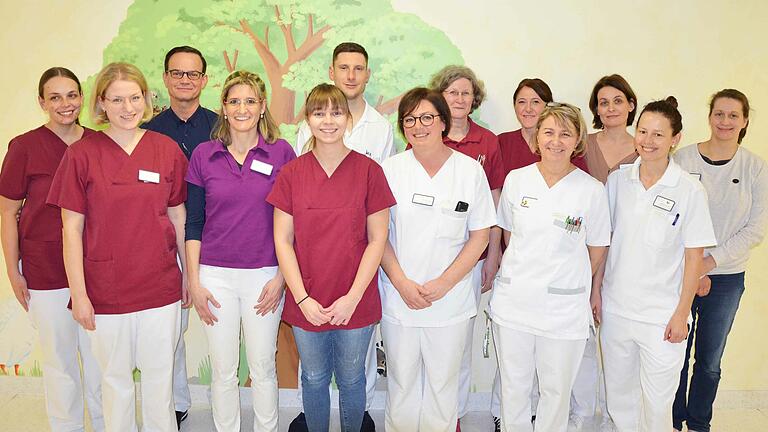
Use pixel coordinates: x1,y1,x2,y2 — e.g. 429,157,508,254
209,134,270,160
628,157,682,187
166,105,207,127
444,117,483,146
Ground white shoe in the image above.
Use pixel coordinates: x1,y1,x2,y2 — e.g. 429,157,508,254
568,413,585,431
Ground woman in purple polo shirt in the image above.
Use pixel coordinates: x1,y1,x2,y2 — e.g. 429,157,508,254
185,70,296,432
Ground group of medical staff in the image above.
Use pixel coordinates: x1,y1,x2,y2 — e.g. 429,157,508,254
1,41,766,432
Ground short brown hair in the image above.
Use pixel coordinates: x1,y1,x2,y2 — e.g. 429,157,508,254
532,102,588,158
428,65,486,114
91,62,153,125
397,87,451,139
513,78,553,103
332,42,368,65
588,74,638,129
709,89,750,144
211,70,281,146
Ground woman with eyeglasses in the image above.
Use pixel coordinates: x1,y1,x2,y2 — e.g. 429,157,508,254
379,87,495,432
0,67,104,431
185,70,295,431
599,97,716,432
47,62,188,431
672,89,768,432
490,102,610,432
426,65,503,427
268,84,395,432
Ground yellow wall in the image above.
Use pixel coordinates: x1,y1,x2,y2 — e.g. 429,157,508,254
1,0,766,391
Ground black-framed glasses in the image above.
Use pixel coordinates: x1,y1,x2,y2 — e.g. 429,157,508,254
403,113,440,128
167,69,204,80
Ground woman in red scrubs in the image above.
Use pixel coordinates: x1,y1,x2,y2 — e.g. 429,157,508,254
268,83,395,432
0,67,103,431
47,62,188,432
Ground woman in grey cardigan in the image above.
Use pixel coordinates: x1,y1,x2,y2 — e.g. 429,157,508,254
673,88,768,432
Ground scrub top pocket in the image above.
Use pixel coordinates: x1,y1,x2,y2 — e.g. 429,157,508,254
437,208,468,245
643,210,677,249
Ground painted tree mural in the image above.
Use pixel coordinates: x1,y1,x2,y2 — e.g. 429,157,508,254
88,0,464,141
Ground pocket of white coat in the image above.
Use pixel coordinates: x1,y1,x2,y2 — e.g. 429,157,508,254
643,211,677,249
437,208,468,240
547,285,588,324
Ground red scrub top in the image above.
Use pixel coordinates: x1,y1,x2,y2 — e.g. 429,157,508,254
0,126,96,290
267,150,396,332
47,131,188,314
498,129,590,176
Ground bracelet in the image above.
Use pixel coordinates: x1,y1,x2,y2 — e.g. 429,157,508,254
297,295,310,305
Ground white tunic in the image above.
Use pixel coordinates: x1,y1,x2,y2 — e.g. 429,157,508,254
602,158,717,326
294,100,395,163
489,164,611,340
380,150,496,327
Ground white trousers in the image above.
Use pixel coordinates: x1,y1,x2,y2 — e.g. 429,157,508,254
27,288,104,432
459,260,502,418
200,265,284,432
88,301,181,432
601,312,686,432
382,319,471,432
172,307,190,412
493,323,586,432
570,329,609,418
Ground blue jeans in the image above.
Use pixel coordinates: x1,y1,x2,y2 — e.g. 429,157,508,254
293,325,374,432
673,272,745,432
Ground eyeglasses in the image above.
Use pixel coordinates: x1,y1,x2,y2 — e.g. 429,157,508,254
167,69,204,80
225,98,262,107
102,94,144,107
403,113,440,128
444,90,474,100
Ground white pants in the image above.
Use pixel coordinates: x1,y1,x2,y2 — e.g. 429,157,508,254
493,323,586,432
570,329,609,418
601,312,686,432
27,288,104,432
172,307,190,412
459,260,502,418
88,301,181,432
382,319,471,432
200,265,284,432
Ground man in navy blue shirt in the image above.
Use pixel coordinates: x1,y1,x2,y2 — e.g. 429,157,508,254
143,45,218,430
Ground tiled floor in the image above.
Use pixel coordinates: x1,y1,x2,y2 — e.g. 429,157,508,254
1,379,767,431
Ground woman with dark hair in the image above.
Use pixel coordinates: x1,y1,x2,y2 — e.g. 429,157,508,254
0,67,103,432
186,70,295,431
380,87,495,431
599,97,716,432
47,62,188,431
268,83,395,432
672,89,768,432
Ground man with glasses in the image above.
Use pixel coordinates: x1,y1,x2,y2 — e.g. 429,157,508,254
142,45,218,430
289,42,396,432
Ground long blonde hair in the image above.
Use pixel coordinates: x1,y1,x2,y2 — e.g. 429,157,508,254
301,84,350,154
211,70,281,146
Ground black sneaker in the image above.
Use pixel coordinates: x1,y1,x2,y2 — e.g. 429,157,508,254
288,412,309,432
361,410,376,432
493,416,501,432
175,410,188,430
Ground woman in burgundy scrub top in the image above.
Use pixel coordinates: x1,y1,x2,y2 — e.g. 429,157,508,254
0,67,104,431
47,62,188,432
268,84,395,432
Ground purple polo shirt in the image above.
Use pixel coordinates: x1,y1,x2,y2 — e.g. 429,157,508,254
185,137,296,268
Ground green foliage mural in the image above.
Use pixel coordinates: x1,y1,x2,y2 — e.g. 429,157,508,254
86,0,463,142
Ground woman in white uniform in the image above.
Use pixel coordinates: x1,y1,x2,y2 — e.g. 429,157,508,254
599,97,717,432
491,102,611,432
379,87,496,432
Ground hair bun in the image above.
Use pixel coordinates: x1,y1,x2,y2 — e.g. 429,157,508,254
664,96,679,108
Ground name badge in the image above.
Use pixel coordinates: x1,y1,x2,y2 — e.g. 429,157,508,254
250,160,273,176
521,196,537,208
412,193,435,206
138,170,160,184
653,195,675,212
690,172,702,181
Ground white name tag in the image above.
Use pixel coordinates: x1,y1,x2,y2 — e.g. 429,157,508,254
412,193,435,206
250,159,273,175
653,195,675,212
138,170,160,183
520,196,537,208
690,172,702,181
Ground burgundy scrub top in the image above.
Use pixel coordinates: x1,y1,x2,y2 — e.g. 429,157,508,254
267,150,396,332
0,126,96,290
47,130,188,314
